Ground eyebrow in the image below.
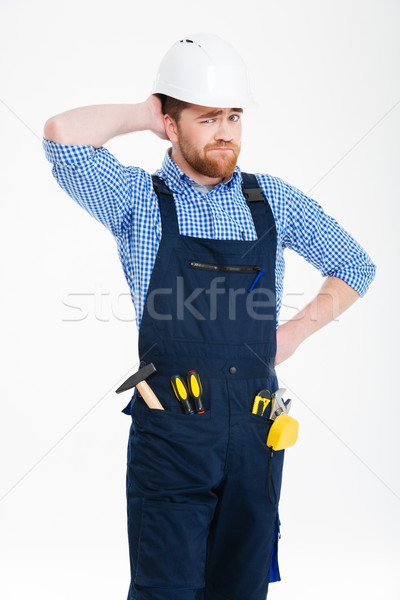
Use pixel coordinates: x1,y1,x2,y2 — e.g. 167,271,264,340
196,108,243,119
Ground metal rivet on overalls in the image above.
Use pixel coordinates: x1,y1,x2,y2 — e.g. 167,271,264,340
229,366,237,374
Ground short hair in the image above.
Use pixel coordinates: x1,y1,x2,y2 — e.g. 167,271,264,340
155,93,191,126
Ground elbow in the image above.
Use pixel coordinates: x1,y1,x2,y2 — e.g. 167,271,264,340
43,117,64,144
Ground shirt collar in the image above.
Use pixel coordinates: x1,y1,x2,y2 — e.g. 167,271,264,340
157,146,242,193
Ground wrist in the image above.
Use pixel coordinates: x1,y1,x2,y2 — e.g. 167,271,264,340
124,102,153,134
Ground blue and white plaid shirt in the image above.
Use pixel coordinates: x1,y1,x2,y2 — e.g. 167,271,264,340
42,139,376,331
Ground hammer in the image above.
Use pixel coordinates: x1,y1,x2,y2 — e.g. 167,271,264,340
115,362,164,410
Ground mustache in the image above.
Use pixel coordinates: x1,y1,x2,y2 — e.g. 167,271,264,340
206,143,240,151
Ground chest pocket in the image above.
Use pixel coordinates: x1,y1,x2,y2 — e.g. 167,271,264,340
189,260,266,292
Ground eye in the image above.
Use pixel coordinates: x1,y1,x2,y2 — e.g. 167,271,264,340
201,114,241,124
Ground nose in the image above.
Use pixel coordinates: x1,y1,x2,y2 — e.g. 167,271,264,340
214,119,234,143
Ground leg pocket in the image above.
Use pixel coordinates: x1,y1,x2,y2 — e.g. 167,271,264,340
134,499,212,589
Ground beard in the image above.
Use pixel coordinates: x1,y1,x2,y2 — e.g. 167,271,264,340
176,125,241,178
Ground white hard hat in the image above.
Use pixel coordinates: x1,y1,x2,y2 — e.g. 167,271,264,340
151,33,258,109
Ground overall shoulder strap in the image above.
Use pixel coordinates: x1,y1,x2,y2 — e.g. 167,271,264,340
240,172,276,242
151,175,180,236
241,172,266,203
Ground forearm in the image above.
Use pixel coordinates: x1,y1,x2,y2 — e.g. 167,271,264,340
284,276,361,346
43,102,151,148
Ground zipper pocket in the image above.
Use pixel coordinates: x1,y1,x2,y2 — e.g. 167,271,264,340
189,261,266,292
189,260,261,273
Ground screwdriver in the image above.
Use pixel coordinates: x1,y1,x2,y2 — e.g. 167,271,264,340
186,370,206,414
170,374,195,415
252,388,271,417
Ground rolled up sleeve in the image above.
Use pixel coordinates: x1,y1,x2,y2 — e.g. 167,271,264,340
282,182,377,297
42,137,135,238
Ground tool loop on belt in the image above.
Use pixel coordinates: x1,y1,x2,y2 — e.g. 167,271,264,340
267,446,278,506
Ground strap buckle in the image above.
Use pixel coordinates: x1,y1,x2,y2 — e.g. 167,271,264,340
241,184,266,204
151,175,174,197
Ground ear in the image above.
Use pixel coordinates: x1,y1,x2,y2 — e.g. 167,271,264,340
163,114,179,143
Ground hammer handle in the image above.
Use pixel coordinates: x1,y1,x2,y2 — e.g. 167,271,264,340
136,381,165,410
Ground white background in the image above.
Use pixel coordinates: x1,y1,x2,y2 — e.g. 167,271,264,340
1,1,399,598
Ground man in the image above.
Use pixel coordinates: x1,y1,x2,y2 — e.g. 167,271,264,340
43,33,376,600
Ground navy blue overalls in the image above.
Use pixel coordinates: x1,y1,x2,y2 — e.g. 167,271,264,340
122,172,285,600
